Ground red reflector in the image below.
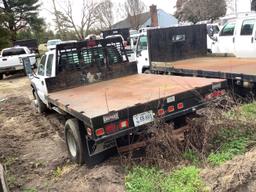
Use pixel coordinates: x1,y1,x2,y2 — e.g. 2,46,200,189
177,103,184,109
119,120,129,129
158,109,165,116
87,128,92,136
105,124,118,134
205,90,226,100
168,106,175,113
95,128,105,136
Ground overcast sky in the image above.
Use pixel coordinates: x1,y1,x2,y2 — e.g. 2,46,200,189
40,0,177,28
39,0,251,29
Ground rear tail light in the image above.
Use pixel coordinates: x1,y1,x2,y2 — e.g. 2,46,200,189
95,128,105,137
205,90,226,100
105,123,118,134
119,120,129,129
158,109,165,116
177,102,184,109
168,106,175,113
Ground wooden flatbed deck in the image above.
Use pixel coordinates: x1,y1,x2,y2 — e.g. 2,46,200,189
152,57,256,75
49,74,224,118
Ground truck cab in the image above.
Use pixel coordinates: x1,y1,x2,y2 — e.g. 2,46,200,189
135,33,150,73
212,16,256,58
31,50,55,106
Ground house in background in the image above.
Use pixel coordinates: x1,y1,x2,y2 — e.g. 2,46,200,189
112,5,178,30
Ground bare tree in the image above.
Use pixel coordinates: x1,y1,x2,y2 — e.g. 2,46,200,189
51,0,65,39
56,0,98,39
124,0,146,29
175,0,227,24
95,0,113,30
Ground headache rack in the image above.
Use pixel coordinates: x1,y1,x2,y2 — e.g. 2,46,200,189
46,37,137,93
55,37,129,73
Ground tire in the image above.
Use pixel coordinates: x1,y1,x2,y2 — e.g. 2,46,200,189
0,73,3,80
143,69,151,74
34,91,47,113
64,118,113,166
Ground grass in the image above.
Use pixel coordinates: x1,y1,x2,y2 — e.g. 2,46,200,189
53,166,63,178
161,166,206,192
22,188,37,192
183,150,200,165
239,102,256,119
207,102,256,166
207,136,248,166
3,156,17,187
125,166,206,192
125,102,256,191
125,167,163,192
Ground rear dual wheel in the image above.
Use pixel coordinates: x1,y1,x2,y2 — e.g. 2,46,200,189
0,73,3,80
64,118,113,166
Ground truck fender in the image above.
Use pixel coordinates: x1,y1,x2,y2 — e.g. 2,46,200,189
30,83,37,98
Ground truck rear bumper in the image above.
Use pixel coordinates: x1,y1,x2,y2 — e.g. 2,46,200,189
94,103,204,143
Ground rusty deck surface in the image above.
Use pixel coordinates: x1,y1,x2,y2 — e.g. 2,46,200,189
153,57,256,75
49,74,224,118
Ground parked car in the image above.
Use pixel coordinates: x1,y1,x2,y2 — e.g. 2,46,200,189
0,46,36,80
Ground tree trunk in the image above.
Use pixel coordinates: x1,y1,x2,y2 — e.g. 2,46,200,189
10,30,17,43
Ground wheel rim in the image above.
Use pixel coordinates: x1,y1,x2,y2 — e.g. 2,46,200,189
67,130,77,157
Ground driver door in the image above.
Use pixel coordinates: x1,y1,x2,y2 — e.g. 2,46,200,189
33,54,48,104
235,19,256,58
216,22,236,54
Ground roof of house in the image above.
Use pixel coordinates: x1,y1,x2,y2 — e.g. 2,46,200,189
112,9,178,29
112,12,151,29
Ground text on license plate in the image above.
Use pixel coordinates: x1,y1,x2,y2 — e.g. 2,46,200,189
133,111,154,127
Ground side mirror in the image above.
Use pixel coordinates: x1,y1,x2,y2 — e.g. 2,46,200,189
136,50,142,57
22,57,33,77
210,35,218,42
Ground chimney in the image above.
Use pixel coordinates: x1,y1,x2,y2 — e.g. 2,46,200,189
150,5,158,27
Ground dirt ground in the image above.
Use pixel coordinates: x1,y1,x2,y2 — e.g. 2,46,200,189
0,74,125,192
1,74,256,192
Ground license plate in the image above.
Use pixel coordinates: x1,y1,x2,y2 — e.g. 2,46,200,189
133,110,154,127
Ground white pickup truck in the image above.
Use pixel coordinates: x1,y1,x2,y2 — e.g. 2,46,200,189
0,46,36,80
211,15,256,57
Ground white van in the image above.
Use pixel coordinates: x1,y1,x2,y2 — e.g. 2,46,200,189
212,16,256,58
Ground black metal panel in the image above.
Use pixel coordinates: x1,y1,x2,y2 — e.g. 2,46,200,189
46,37,136,93
148,24,207,63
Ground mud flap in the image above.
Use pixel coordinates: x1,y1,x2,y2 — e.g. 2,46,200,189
88,139,116,157
0,164,9,192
